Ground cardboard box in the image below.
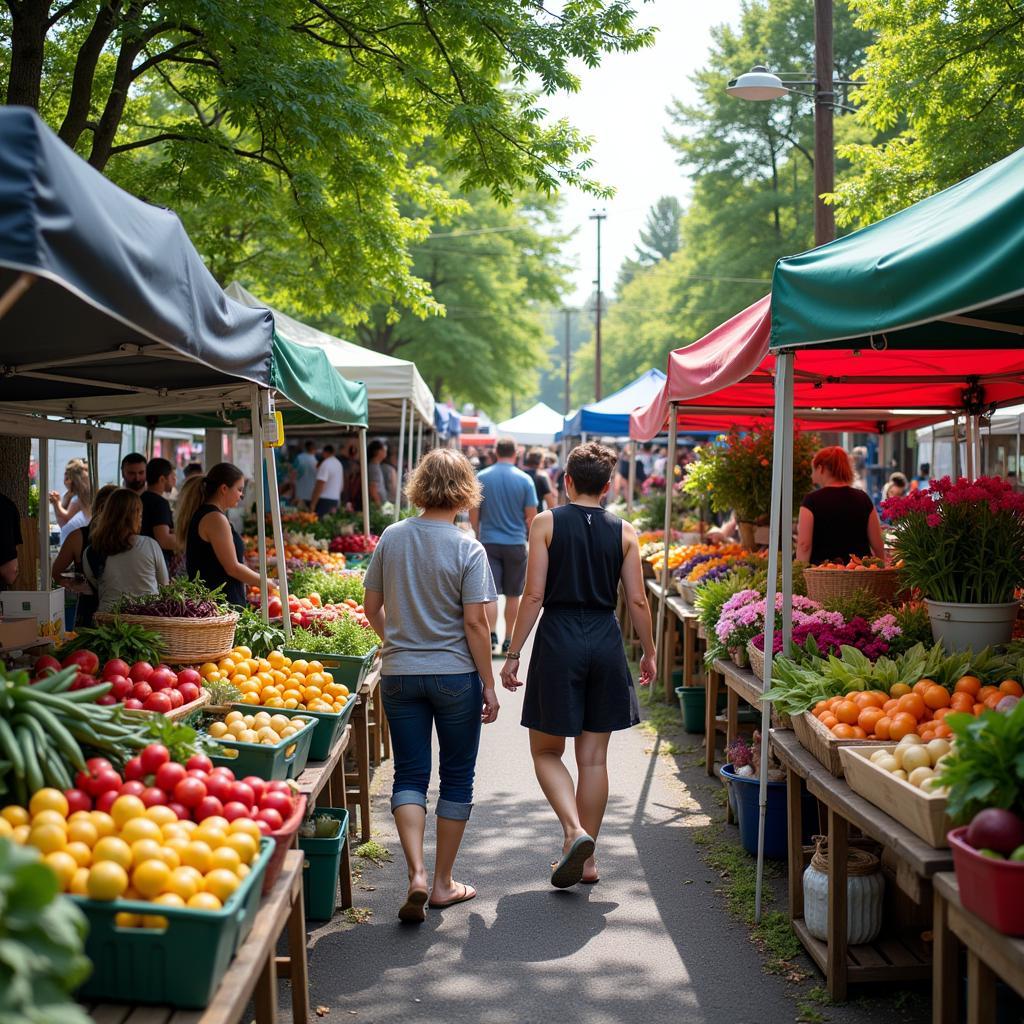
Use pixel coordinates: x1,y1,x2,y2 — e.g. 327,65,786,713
0,617,38,650
0,589,65,645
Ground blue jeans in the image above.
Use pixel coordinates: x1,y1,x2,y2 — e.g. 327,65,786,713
381,672,483,821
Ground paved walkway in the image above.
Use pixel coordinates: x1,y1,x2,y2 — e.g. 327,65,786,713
296,637,929,1024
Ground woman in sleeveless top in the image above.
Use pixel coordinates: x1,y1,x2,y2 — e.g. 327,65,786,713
500,442,657,888
175,463,261,608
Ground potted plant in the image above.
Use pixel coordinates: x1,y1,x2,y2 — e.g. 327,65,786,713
882,476,1024,650
683,424,816,547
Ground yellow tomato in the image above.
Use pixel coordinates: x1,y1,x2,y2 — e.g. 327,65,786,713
65,841,92,867
0,818,13,839
120,817,163,846
210,846,241,873
224,832,258,865
181,840,213,873
203,868,240,902
44,850,79,890
165,866,200,901
28,823,67,855
89,811,116,837
200,662,219,677
157,845,181,870
229,818,262,841
69,866,90,894
187,891,222,911
115,912,142,928
87,861,129,901
132,858,171,898
110,795,146,829
31,809,68,830
92,835,133,870
1,805,29,827
30,788,69,818
145,805,178,827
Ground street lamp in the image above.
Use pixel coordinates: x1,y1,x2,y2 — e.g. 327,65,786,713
725,0,859,246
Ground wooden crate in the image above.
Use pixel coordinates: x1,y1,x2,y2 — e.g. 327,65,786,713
839,744,952,848
791,711,877,777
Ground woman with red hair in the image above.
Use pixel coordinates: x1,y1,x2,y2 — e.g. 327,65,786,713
796,446,884,564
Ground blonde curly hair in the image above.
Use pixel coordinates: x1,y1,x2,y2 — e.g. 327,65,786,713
406,449,482,512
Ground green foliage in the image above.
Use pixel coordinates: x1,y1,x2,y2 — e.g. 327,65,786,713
291,620,379,658
617,195,682,290
696,570,760,663
937,700,1024,824
58,620,165,665
27,485,38,519
289,568,365,606
820,590,883,623
0,838,92,1024
233,608,286,659
886,604,934,655
830,0,1024,227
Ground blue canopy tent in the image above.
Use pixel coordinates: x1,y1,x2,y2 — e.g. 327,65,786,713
561,369,667,439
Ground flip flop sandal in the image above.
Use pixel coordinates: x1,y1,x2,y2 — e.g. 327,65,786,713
398,889,428,923
428,883,477,909
580,875,600,885
550,834,595,889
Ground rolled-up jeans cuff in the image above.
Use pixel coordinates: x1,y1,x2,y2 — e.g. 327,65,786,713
436,798,473,821
391,790,427,814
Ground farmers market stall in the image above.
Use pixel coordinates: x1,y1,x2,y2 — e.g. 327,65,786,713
495,401,563,446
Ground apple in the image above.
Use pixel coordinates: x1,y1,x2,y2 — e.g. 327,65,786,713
268,597,283,618
129,661,154,682
143,692,173,714
149,667,177,691
131,681,153,702
176,668,202,687
102,659,130,679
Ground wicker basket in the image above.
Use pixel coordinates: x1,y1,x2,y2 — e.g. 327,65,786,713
746,641,792,729
803,567,901,605
94,612,238,665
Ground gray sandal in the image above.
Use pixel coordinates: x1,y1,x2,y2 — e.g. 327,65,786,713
398,888,428,923
550,834,595,889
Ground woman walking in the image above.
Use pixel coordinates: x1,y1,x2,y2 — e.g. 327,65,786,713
50,458,92,544
500,442,656,888
363,449,500,924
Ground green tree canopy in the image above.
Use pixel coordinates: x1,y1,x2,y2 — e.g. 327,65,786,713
828,0,1024,226
617,194,682,290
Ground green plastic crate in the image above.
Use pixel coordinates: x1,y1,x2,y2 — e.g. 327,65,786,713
283,646,378,690
227,694,357,761
73,838,273,1009
298,807,349,921
207,713,318,780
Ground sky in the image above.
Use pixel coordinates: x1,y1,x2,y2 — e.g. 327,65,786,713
543,0,745,307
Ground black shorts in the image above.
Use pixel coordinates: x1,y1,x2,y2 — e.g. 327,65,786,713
483,542,528,596
521,608,640,737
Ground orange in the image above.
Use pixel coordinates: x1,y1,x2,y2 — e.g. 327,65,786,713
874,716,892,740
819,714,838,730
897,693,926,720
949,692,974,713
972,703,985,716
954,675,981,696
291,659,309,675
857,707,884,736
882,698,899,714
977,685,999,703
912,679,932,696
849,726,867,739
889,712,918,740
831,723,855,739
984,692,1003,708
834,700,860,725
932,707,952,721
999,679,1023,697
934,722,953,738
889,683,912,698
305,672,325,688
923,685,951,710
242,692,261,705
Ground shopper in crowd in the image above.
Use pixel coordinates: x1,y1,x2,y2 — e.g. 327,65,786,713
363,448,499,923
500,442,656,888
52,484,117,626
176,463,261,608
366,440,389,506
183,462,204,481
523,448,555,512
0,490,21,587
469,436,538,655
883,472,908,501
120,452,147,493
309,444,344,518
910,462,931,491
141,457,176,568
83,488,168,613
50,458,92,544
294,440,318,508
796,446,885,565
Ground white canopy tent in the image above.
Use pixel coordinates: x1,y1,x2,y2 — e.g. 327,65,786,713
226,283,435,521
916,403,1024,480
495,402,563,446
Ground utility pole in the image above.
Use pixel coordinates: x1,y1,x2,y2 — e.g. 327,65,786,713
562,308,573,415
814,0,835,245
589,209,606,400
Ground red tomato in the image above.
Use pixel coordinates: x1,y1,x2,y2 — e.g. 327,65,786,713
122,698,144,710
173,776,207,808
96,694,118,706
264,781,292,796
186,769,209,781
166,689,184,709
155,762,186,793
34,654,62,676
140,744,170,774
256,808,284,831
64,788,92,814
167,802,190,821
176,668,201,687
107,675,132,700
119,780,146,798
210,766,236,781
123,756,145,781
177,682,200,704
143,692,173,714
85,757,112,774
141,787,168,807
131,682,152,702
95,790,119,813
267,597,283,618
227,782,255,808
259,791,294,819
129,661,154,682
91,768,123,796
194,796,224,822
102,659,131,679
186,754,214,774
63,650,99,675
242,776,266,802
204,773,233,803
149,667,177,691
255,818,273,836
222,801,250,822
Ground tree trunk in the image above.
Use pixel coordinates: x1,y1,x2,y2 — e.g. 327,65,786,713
6,1,49,109
0,436,31,515
59,2,120,147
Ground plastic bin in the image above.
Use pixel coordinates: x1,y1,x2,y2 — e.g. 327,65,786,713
283,646,378,691
720,763,818,860
263,794,307,895
73,837,273,1008
230,693,357,762
299,807,350,921
676,685,727,733
207,714,317,780
949,826,1024,936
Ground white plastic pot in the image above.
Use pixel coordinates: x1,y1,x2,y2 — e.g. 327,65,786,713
925,599,1020,652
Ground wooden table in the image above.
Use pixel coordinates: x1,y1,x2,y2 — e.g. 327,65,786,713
86,851,309,1024
346,666,380,844
932,872,1024,1024
295,723,353,910
646,579,705,702
706,659,763,777
772,729,953,1000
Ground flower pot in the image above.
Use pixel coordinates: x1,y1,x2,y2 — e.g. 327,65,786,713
737,521,758,550
803,839,884,944
729,646,749,668
719,763,818,859
924,599,1020,652
676,685,726,733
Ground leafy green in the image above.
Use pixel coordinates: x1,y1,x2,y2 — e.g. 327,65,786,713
936,700,1024,824
112,575,230,617
288,569,365,606
233,608,286,659
140,714,224,762
291,620,379,658
58,620,165,665
0,838,92,1024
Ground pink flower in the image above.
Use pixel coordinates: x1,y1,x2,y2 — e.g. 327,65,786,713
926,513,940,527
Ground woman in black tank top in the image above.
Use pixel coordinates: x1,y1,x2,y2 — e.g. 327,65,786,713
499,442,657,889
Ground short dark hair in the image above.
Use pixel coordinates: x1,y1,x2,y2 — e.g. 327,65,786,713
183,463,203,478
889,472,908,488
496,437,516,459
367,440,385,459
121,452,146,470
304,440,315,451
146,457,174,486
920,463,930,475
322,444,335,455
524,448,544,468
566,442,616,496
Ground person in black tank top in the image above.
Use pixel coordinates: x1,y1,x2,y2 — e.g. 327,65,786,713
175,463,261,609
499,442,657,889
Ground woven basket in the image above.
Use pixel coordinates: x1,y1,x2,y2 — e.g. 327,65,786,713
746,640,792,729
803,567,901,605
94,612,238,665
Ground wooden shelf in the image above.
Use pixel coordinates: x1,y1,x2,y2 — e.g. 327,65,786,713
792,918,932,984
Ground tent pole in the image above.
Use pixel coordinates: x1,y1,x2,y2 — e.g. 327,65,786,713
952,415,960,479
966,415,976,480
38,437,50,588
626,440,636,518
1017,415,1022,486
86,440,99,498
417,419,423,469
755,350,793,924
359,428,371,540
250,385,269,625
779,361,795,655
394,399,407,524
406,403,415,507
265,438,292,641
655,405,677,701
0,272,35,321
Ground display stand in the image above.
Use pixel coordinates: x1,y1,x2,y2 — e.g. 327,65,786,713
345,664,385,844
706,659,762,777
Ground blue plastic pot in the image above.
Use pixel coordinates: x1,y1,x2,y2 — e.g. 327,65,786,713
720,763,818,860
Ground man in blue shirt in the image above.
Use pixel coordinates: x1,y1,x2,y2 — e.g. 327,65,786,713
470,437,538,654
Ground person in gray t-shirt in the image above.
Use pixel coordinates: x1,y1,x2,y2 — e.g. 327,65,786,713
363,449,499,923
